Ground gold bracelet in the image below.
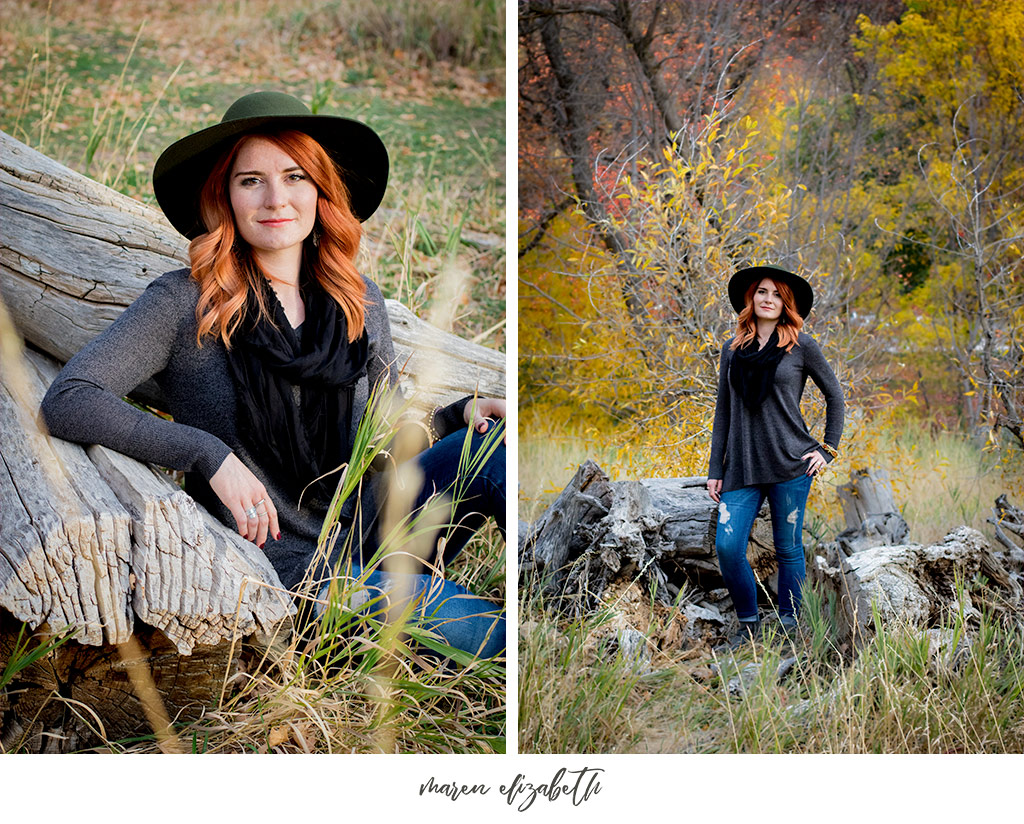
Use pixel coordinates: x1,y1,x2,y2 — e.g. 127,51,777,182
820,443,839,459
427,407,443,444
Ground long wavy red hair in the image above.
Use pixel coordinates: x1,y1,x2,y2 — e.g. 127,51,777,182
188,129,367,347
730,277,803,352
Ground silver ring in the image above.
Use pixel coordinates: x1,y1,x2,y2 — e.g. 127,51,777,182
245,506,259,519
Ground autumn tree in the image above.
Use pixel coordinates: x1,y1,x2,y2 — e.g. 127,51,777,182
519,0,906,453
855,0,1024,448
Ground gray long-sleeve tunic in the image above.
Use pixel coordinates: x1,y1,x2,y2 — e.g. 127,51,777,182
40,268,463,590
707,332,845,492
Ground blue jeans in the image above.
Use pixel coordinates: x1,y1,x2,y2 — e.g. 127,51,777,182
319,424,506,658
327,566,505,659
714,472,813,621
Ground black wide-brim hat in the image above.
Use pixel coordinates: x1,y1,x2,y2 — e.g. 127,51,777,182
728,265,814,318
153,90,389,239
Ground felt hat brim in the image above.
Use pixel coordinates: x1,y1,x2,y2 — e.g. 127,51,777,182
728,265,814,319
153,91,389,239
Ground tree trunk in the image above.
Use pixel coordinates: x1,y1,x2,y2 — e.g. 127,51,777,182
833,467,910,554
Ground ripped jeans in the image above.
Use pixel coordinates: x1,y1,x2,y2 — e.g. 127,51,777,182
714,472,814,622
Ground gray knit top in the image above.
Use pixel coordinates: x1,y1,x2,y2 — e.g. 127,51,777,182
40,268,464,590
707,332,845,492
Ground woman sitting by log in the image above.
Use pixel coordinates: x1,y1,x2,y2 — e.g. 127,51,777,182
40,91,506,658
706,266,844,648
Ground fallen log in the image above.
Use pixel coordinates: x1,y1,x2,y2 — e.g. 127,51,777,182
519,460,773,647
0,128,505,750
523,462,1023,661
1,347,294,750
810,526,1020,645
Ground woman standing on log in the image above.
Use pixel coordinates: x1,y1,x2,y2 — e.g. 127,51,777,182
41,91,505,658
706,266,844,648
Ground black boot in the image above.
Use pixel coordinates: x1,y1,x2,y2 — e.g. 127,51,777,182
728,620,761,649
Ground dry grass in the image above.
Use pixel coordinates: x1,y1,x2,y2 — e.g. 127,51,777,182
520,581,1024,754
0,0,506,348
519,420,1024,753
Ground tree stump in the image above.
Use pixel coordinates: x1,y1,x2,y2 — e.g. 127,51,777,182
811,470,1021,645
833,468,910,554
810,526,1020,646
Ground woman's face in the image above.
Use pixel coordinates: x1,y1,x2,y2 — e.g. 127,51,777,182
752,278,783,322
228,137,318,259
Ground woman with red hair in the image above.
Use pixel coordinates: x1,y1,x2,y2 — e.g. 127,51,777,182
42,92,505,658
706,266,844,648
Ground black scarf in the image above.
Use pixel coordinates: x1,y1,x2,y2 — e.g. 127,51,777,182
227,272,368,506
729,329,786,409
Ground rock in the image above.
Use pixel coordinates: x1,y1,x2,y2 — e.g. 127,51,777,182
726,656,800,696
682,603,726,641
613,627,651,672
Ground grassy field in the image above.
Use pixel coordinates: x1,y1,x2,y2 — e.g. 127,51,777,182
0,0,505,348
518,416,1024,753
0,0,505,755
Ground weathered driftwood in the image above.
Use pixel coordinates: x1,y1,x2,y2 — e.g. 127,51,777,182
1,348,294,749
0,129,504,413
1,351,134,647
519,460,773,644
833,468,909,554
989,494,1024,557
809,468,1021,645
2,349,294,655
811,525,1021,646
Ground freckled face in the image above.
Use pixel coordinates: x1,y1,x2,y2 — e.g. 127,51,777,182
752,278,783,322
228,137,318,258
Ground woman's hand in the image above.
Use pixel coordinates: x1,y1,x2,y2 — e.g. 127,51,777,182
707,478,723,503
463,397,507,443
209,453,281,547
801,449,828,476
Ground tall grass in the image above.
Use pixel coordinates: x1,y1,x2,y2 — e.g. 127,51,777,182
519,421,1024,753
519,600,648,754
177,387,505,755
520,581,1024,753
878,424,1023,544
